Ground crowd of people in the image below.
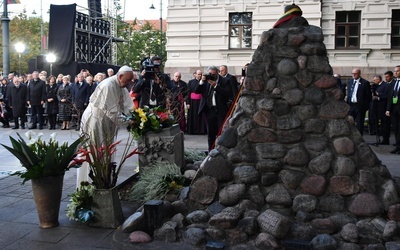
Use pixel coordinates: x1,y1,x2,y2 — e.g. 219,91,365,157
337,66,400,154
2,61,399,154
130,56,242,150
0,57,242,152
0,69,108,131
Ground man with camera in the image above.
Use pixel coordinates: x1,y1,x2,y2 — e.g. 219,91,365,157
133,56,171,108
195,66,233,151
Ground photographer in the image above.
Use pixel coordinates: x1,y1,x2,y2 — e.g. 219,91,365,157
195,66,232,151
133,56,171,108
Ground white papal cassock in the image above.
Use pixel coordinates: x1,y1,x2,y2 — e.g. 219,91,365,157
76,74,133,188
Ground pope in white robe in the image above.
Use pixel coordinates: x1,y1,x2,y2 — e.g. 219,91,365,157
76,66,134,188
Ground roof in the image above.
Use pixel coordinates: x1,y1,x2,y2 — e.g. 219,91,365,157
125,19,167,31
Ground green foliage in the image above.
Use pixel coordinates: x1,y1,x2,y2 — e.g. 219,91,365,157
117,20,166,70
66,181,95,222
1,132,85,184
130,163,185,202
73,134,140,189
184,148,207,163
2,12,166,74
0,14,45,74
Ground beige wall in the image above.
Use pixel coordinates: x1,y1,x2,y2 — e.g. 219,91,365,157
164,0,399,83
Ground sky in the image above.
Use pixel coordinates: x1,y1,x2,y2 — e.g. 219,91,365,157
6,0,168,21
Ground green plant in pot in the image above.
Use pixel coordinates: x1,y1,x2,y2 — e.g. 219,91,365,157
1,131,85,228
68,132,140,228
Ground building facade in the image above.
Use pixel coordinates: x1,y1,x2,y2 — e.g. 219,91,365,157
164,0,400,81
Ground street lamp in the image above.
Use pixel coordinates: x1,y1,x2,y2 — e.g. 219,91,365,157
32,0,44,52
15,42,25,75
46,53,56,76
150,0,163,58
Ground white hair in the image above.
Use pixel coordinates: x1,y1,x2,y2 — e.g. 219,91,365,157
118,66,133,73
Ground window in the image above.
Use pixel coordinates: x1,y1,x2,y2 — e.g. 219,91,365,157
229,12,252,49
335,11,361,49
392,10,400,48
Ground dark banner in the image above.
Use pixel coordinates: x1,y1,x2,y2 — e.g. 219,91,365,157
48,4,77,65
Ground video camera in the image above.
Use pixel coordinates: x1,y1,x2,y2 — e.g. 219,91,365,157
142,58,161,79
204,73,218,81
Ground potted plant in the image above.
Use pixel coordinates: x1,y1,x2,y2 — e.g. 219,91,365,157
69,133,140,228
1,131,84,228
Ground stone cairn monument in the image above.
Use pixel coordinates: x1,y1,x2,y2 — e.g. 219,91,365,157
122,4,400,249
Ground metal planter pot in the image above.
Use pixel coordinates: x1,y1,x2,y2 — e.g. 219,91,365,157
31,174,64,228
88,187,124,228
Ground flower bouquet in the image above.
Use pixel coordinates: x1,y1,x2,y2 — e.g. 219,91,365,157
70,134,140,190
124,106,175,139
66,181,95,223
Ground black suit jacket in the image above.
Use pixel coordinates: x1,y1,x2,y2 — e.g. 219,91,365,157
223,73,239,101
133,76,167,108
347,77,371,111
387,79,400,112
371,82,390,118
27,79,46,105
195,75,232,117
73,80,89,109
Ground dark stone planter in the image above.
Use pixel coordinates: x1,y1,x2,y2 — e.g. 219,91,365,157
31,174,64,228
89,187,124,228
138,124,184,172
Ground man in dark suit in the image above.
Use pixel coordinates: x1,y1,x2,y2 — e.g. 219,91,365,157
196,66,233,151
219,65,239,108
133,56,171,108
169,71,188,132
370,75,390,144
0,78,11,128
346,68,372,135
386,65,400,154
8,77,28,129
73,73,89,131
27,71,46,129
384,70,396,87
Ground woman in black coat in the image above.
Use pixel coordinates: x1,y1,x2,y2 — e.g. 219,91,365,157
46,76,59,130
57,76,73,130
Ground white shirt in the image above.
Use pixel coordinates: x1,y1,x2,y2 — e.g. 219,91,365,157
351,79,359,103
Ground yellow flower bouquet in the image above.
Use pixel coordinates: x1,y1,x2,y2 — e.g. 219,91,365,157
124,106,175,138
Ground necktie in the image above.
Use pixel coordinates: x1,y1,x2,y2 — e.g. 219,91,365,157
207,86,214,108
150,80,156,101
394,80,400,97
